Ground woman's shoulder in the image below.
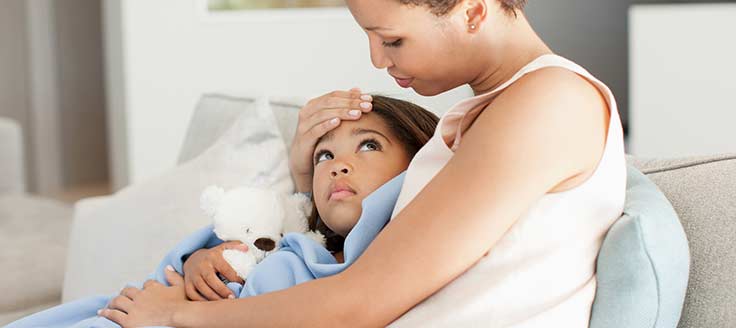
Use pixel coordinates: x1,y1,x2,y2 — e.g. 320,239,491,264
466,65,611,190
503,65,607,113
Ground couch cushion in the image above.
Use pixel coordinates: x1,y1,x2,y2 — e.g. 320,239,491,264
629,154,736,328
590,166,689,328
63,96,294,301
0,195,71,313
177,94,258,164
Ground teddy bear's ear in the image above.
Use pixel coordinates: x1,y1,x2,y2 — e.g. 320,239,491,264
280,192,314,233
287,192,313,218
200,185,226,217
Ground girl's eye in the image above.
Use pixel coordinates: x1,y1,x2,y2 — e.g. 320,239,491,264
382,39,402,48
314,151,333,165
359,139,382,152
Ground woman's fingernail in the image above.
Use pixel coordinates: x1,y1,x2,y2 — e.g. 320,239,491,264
165,265,174,272
360,95,372,101
360,102,372,109
330,118,340,125
97,309,102,315
349,110,361,117
228,294,235,299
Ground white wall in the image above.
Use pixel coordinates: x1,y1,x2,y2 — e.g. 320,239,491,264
104,0,471,189
629,4,736,158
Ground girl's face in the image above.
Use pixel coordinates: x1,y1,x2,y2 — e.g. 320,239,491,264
312,113,410,237
345,0,484,96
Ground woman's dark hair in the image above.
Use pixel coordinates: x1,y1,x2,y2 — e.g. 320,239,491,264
307,95,440,253
398,0,527,17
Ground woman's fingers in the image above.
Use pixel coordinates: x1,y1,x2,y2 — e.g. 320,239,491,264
300,89,371,118
98,308,126,325
305,117,342,142
300,106,370,135
193,275,223,301
119,287,140,300
204,272,236,299
107,295,134,314
142,279,160,289
164,265,185,286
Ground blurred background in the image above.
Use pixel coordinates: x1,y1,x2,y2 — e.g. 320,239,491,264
1,0,734,202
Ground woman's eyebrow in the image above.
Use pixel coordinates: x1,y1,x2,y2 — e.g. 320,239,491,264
353,128,393,145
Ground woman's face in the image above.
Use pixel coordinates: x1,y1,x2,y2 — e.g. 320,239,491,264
312,113,410,237
345,0,481,96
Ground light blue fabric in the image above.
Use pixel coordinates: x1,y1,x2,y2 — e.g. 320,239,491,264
7,172,405,328
590,166,690,328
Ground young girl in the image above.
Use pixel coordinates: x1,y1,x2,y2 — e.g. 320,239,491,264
5,95,440,328
179,95,439,301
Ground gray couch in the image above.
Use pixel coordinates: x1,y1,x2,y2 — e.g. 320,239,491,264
0,117,73,324
1,98,734,327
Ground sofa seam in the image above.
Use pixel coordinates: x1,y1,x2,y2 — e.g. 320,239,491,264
635,213,661,328
642,156,736,174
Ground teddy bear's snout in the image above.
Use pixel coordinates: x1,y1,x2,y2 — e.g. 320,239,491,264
254,238,276,252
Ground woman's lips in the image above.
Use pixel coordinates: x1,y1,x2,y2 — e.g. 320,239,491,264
329,190,356,201
394,77,414,88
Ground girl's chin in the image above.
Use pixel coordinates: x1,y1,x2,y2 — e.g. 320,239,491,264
323,208,361,233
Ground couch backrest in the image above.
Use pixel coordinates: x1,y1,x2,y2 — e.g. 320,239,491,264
177,95,304,165
629,154,736,328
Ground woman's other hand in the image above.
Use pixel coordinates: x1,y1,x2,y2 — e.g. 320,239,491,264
181,241,247,301
289,88,373,192
100,266,188,327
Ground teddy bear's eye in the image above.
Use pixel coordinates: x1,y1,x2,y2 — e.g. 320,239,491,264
246,228,251,233
280,233,284,237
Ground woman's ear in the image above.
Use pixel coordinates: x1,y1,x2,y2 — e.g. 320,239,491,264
464,0,488,32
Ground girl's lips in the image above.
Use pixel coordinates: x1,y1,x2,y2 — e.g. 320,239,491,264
394,77,414,88
329,190,356,201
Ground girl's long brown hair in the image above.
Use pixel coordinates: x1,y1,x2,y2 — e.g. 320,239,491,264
307,95,440,253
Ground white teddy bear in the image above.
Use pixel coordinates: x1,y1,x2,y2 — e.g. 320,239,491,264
200,185,326,280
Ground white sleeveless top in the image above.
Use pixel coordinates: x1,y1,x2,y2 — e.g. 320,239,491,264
388,55,627,327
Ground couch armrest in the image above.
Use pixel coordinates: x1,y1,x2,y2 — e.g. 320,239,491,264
0,117,25,193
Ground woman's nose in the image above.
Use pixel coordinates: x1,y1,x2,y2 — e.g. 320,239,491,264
369,39,392,69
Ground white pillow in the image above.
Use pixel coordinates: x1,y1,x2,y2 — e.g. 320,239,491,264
62,97,294,301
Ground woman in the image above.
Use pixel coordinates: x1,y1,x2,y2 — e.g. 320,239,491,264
100,0,626,326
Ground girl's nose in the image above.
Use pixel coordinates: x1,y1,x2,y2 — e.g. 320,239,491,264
330,163,352,177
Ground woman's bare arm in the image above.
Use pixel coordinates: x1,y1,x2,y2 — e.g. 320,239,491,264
174,68,610,328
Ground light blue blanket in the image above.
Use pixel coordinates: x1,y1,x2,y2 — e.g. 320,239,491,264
6,172,405,328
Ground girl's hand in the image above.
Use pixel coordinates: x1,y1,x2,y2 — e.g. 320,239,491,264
289,88,373,192
182,241,247,301
100,266,188,328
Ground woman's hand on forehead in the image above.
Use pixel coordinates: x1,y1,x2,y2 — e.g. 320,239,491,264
288,88,374,192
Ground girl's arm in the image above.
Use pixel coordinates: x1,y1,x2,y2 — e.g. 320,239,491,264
174,68,610,328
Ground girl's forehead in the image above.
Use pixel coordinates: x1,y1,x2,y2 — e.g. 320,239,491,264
317,114,393,145
340,114,389,134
